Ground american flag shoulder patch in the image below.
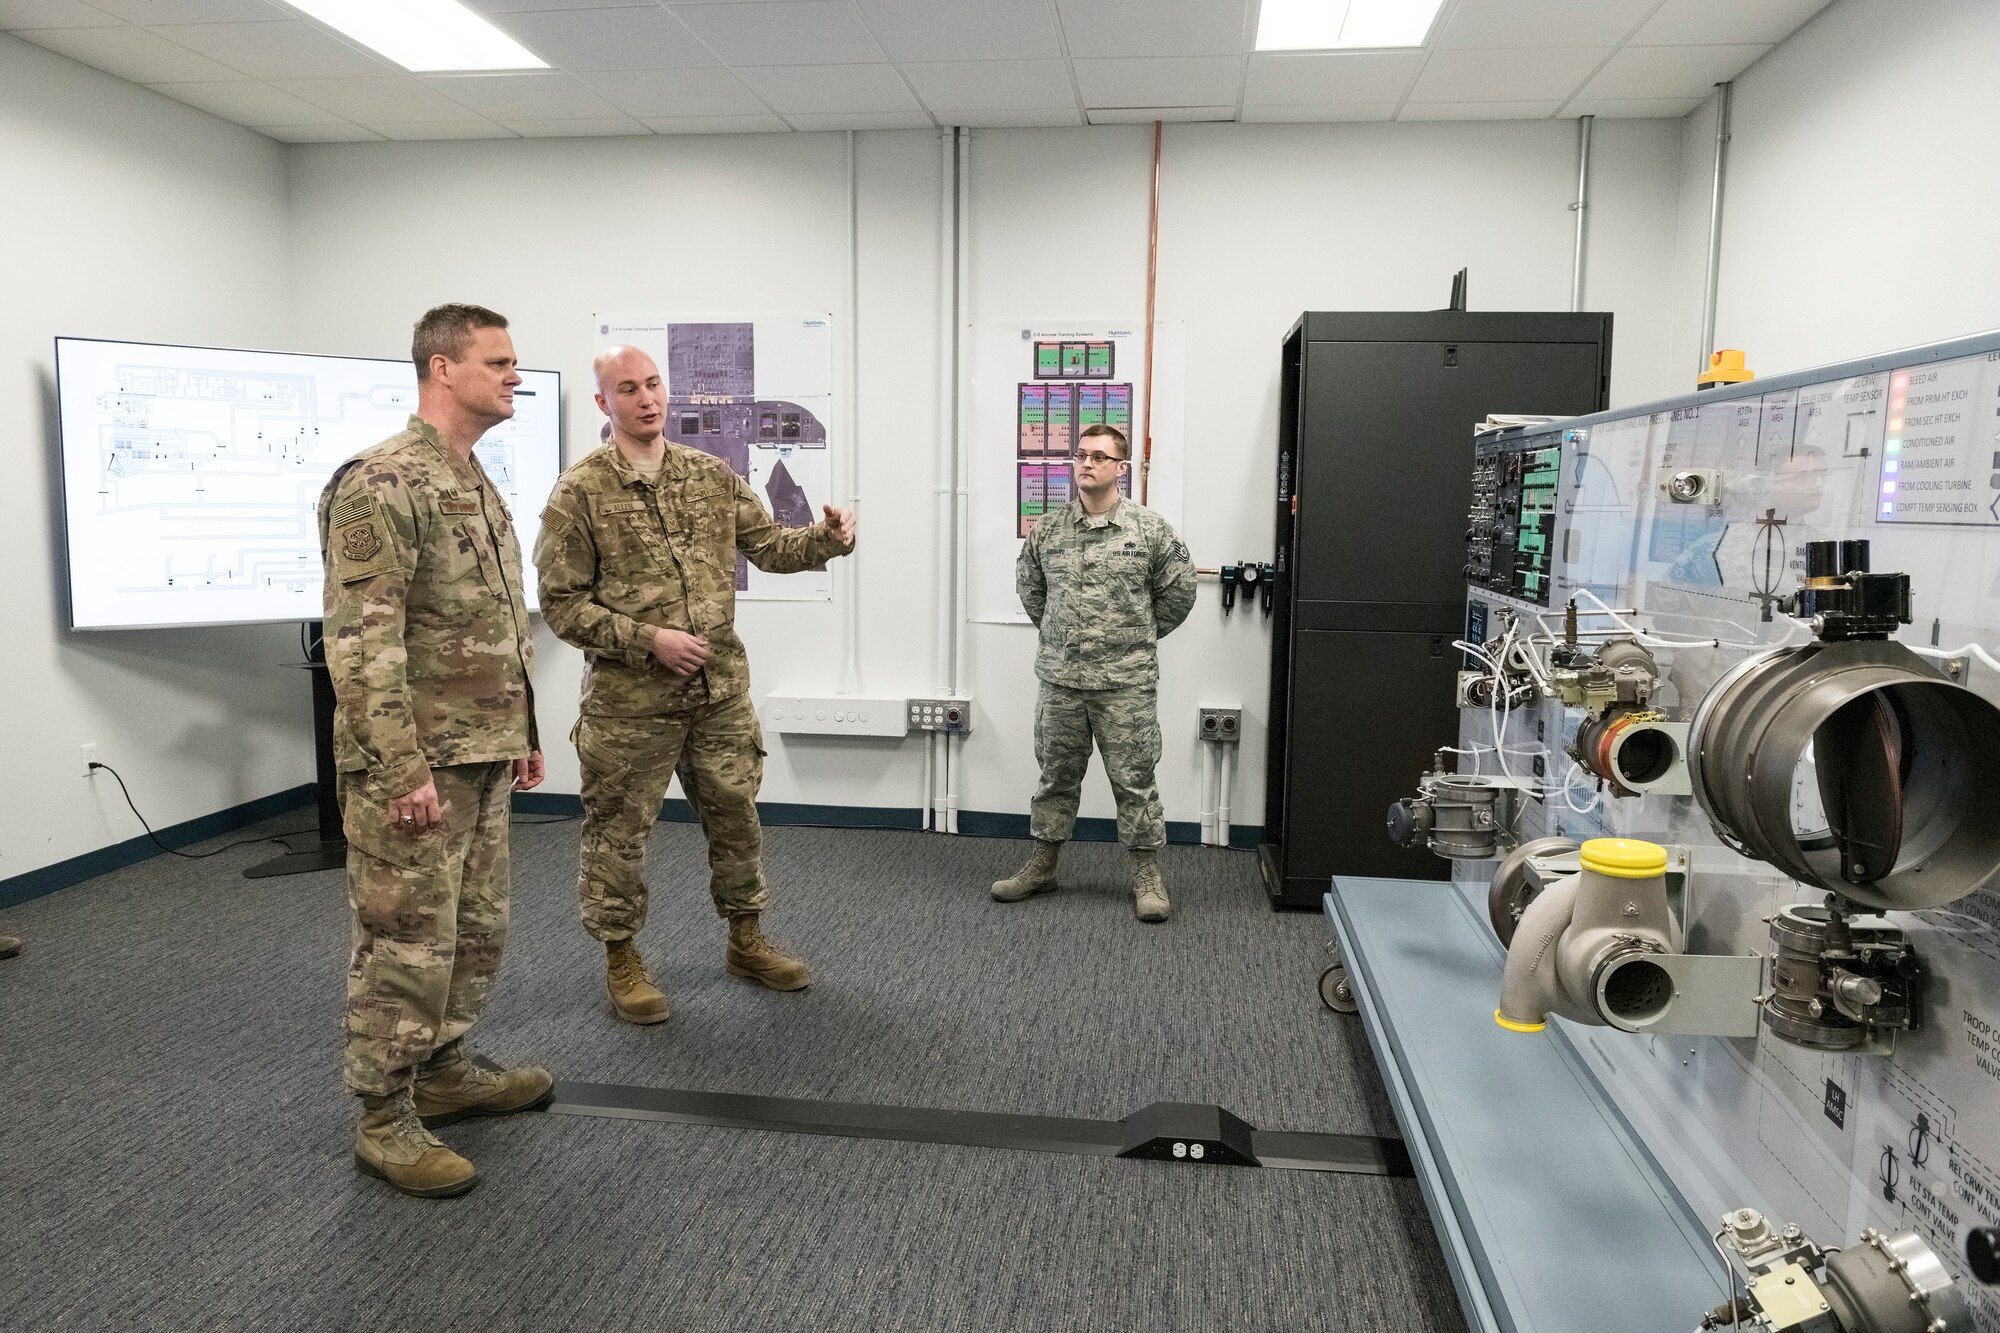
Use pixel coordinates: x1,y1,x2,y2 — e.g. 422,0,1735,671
332,494,374,528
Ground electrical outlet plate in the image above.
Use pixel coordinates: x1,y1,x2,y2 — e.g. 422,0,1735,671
80,742,98,778
1198,707,1241,743
907,697,972,734
763,696,909,738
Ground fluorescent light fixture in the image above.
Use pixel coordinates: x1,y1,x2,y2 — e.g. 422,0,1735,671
1255,0,1446,51
281,0,547,73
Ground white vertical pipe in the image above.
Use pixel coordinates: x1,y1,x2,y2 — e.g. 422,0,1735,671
932,127,957,831
1700,83,1734,373
840,129,863,696
946,127,973,835
1198,743,1217,846
1208,748,1224,840
1569,114,1593,313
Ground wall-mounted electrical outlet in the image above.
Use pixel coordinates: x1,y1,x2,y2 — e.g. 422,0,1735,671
764,695,910,738
1198,707,1241,743
80,742,98,778
907,697,973,734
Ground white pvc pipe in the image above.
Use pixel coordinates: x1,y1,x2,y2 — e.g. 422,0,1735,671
1700,82,1733,373
931,127,957,832
839,129,863,696
1208,740,1224,844
946,127,973,837
1199,743,1217,846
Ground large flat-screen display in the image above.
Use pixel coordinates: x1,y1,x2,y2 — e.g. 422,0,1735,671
55,337,564,630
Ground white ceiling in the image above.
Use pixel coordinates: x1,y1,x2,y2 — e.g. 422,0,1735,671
0,0,1835,143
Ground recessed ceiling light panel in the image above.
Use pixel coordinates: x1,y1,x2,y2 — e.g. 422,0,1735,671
281,0,548,73
1254,0,1446,51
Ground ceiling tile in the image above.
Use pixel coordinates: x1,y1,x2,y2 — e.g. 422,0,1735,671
947,107,1083,127
149,77,348,124
0,0,126,27
488,7,716,72
257,123,385,142
670,2,887,65
853,0,1060,62
1435,0,1657,49
1576,43,1768,99
785,110,933,130
902,59,1073,114
1054,0,1252,59
1409,46,1608,102
157,20,388,79
1072,56,1241,108
276,75,490,121
460,0,667,11
503,116,651,135
1242,52,1422,105
84,0,282,21
1563,95,1703,118
639,112,792,132
576,66,768,117
1398,100,1564,120
369,121,517,140
1239,102,1396,122
734,62,919,114
1085,104,1232,123
1632,0,1834,46
18,24,246,79
423,71,623,118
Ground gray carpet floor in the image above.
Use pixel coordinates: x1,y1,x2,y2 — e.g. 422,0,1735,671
0,816,1465,1333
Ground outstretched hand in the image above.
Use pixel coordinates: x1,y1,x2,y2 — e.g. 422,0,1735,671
823,504,857,546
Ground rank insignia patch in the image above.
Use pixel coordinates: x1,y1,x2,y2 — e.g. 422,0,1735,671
341,523,383,562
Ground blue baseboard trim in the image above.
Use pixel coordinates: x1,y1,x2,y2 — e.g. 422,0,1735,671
511,794,1261,848
0,783,317,911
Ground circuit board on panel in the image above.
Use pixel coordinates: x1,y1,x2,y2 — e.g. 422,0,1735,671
1442,340,2000,1332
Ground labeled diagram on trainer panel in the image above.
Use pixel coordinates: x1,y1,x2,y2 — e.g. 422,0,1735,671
969,322,1186,623
597,315,836,601
1396,333,2000,1331
56,338,562,630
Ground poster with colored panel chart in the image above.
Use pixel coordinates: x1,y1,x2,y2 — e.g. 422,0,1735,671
595,315,835,601
971,322,1185,624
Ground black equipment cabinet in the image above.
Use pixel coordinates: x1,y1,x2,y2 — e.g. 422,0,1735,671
1260,311,1612,909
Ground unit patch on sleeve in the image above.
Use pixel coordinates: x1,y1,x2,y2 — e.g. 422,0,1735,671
341,522,383,562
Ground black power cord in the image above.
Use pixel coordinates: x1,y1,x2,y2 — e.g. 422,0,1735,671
89,761,312,860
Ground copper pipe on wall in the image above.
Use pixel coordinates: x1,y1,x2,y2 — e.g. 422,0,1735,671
1139,119,1162,505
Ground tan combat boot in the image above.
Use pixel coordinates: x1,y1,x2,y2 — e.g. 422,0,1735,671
992,839,1061,902
1130,849,1171,923
726,914,811,991
411,1044,554,1128
605,938,670,1025
355,1089,479,1198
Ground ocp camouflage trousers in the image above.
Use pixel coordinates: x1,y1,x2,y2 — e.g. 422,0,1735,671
1029,681,1165,850
574,690,770,941
340,761,513,1098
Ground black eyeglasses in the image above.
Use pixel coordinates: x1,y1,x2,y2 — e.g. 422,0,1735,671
1071,449,1127,466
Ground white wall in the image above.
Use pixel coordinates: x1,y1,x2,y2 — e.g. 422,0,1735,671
957,119,1685,834
283,130,945,811
1689,0,2000,379
287,117,1685,831
0,34,301,884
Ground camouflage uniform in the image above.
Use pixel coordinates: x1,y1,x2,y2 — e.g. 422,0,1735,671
534,442,851,938
1017,497,1197,848
320,415,537,1098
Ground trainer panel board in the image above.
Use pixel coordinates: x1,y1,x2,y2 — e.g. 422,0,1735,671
1454,331,2000,1331
56,338,562,630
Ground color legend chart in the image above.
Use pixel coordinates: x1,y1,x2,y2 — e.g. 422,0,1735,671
1874,353,2000,527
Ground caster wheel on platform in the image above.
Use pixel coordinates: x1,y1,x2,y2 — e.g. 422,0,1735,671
1319,964,1358,1014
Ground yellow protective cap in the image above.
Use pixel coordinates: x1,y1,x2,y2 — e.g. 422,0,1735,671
1580,837,1669,879
1698,349,1755,386
1494,1009,1547,1033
